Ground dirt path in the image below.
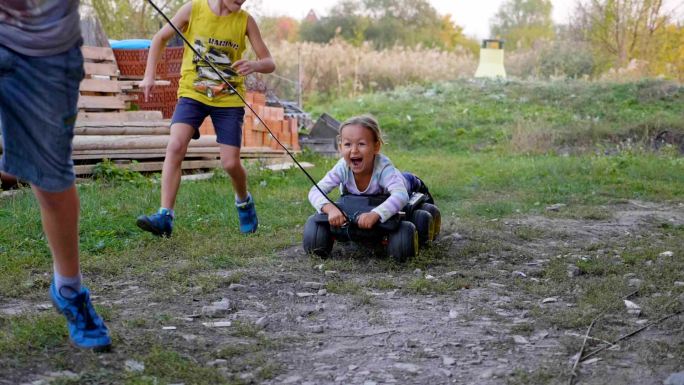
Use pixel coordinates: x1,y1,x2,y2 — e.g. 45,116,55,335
2,201,683,385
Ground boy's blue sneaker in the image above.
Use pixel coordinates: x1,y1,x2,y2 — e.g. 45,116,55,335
236,193,258,234
50,282,112,351
136,208,173,237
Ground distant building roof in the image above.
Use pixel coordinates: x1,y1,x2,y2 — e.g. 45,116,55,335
304,9,318,23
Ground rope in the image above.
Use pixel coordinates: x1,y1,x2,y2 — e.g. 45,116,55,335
145,0,348,220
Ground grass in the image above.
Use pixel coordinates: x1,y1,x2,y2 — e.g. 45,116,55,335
310,78,683,154
0,79,683,383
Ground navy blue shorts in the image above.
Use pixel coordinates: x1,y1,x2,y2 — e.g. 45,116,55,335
0,43,84,192
171,97,245,147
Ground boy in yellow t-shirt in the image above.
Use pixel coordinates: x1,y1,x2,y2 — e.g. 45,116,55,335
136,0,275,236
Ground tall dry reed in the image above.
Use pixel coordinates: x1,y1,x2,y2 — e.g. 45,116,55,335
257,39,476,101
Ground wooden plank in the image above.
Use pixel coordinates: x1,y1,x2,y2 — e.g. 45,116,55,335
120,94,138,102
77,111,164,122
76,121,169,128
81,46,116,62
74,125,169,136
75,159,221,175
77,95,126,110
72,135,219,151
118,80,171,89
84,62,119,77
73,153,217,160
72,146,285,156
118,74,144,81
79,78,121,93
73,147,220,155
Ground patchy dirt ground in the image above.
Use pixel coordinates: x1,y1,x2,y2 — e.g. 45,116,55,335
2,200,683,385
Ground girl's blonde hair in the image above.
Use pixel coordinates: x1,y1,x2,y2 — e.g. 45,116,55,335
338,114,384,145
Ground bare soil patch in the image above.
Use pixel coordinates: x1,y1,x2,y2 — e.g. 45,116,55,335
2,201,682,385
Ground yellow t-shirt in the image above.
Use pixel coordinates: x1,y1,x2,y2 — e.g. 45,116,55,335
177,0,248,107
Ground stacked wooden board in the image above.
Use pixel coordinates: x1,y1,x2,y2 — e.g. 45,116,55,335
79,46,302,175
78,46,129,112
0,46,301,178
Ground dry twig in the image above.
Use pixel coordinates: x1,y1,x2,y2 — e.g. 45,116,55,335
569,319,596,385
580,309,683,362
333,329,396,338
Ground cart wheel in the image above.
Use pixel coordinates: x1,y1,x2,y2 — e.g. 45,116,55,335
303,215,333,258
418,203,441,239
411,209,434,246
387,221,418,263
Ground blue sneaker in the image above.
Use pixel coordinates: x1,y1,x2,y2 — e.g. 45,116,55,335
136,208,173,237
50,282,112,351
236,193,258,234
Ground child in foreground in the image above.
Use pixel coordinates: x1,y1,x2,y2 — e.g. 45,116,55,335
308,115,433,229
0,0,110,350
136,0,275,237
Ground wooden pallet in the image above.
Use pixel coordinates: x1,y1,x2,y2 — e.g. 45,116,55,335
78,46,129,112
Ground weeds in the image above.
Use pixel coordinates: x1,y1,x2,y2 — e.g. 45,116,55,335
91,159,149,186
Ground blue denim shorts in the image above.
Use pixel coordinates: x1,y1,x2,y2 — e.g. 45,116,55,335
171,97,245,147
0,43,84,192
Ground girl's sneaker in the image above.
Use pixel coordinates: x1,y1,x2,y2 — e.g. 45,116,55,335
236,193,258,234
136,208,174,237
49,282,111,351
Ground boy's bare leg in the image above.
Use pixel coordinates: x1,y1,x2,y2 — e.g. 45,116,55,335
219,144,247,201
161,123,195,209
32,184,80,277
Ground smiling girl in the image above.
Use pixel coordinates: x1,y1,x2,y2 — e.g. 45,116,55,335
308,115,434,230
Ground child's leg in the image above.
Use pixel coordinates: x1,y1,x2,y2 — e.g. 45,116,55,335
220,144,258,233
32,185,80,277
161,123,195,209
213,107,256,233
219,144,248,201
137,99,210,236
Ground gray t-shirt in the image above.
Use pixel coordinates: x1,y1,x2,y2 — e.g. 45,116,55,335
0,0,81,56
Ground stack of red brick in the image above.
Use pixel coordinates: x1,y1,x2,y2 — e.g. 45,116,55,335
199,92,300,150
113,47,183,118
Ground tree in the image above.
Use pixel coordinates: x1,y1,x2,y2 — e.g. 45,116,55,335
88,0,185,39
258,16,300,43
437,15,479,54
571,0,670,69
643,22,684,80
299,0,365,45
299,0,476,51
490,0,555,50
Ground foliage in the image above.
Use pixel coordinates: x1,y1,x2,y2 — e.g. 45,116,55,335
490,0,555,50
508,40,595,79
643,22,684,81
87,0,185,39
298,0,477,52
258,16,301,43
91,159,150,186
538,41,594,79
571,0,672,71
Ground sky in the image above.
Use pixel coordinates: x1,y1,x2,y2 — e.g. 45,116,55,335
246,0,683,40
245,0,573,39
